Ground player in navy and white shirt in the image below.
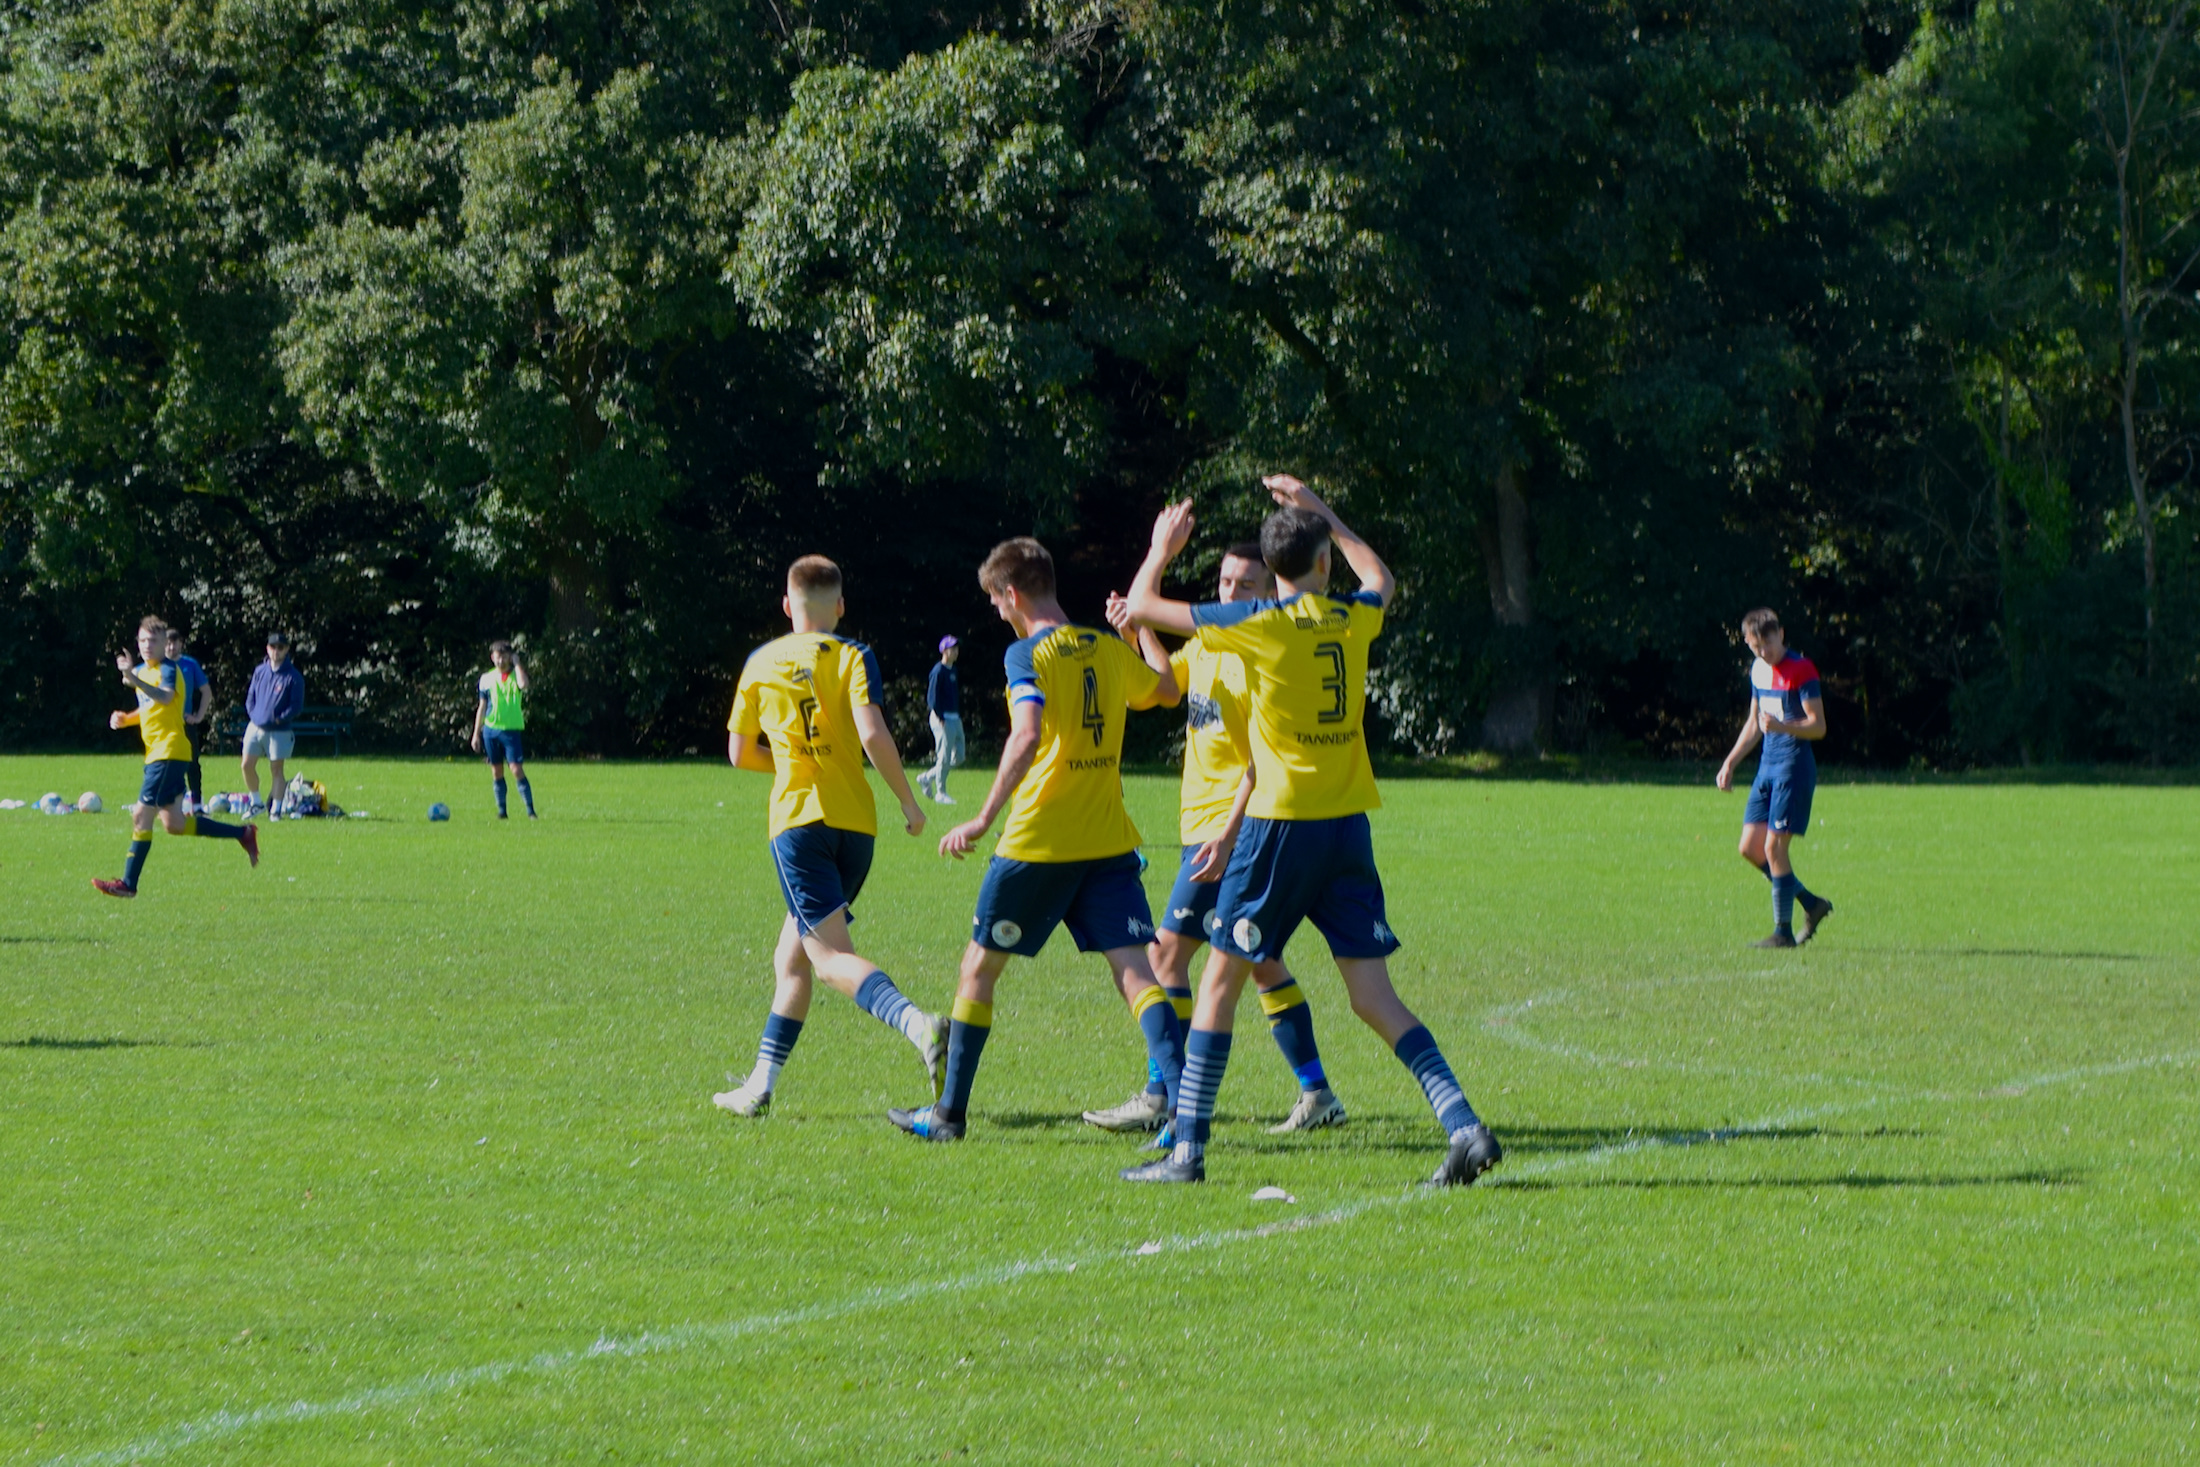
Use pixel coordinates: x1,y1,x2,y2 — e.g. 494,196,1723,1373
1716,608,1833,947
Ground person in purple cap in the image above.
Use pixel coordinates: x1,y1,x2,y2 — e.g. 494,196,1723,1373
915,635,964,805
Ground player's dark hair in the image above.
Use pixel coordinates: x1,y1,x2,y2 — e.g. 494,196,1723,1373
138,614,168,636
1260,509,1331,581
488,639,513,655
1740,607,1782,641
978,537,1055,598
787,555,843,597
1222,540,1268,570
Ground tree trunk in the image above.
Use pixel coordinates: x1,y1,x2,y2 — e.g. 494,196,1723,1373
1479,460,1548,752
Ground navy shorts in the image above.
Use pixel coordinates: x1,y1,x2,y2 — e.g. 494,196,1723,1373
769,822,875,934
137,760,189,809
481,728,526,765
972,852,1156,957
1744,760,1816,837
1159,844,1223,941
1211,813,1401,963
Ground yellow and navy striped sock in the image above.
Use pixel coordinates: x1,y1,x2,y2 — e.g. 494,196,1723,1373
1258,978,1327,1090
1130,987,1186,1109
1146,985,1194,1095
938,996,992,1123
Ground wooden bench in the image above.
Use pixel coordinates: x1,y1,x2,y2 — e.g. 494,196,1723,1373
213,705,356,756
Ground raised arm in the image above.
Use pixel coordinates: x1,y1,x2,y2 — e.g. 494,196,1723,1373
1106,593,1181,707
1264,475,1394,607
940,699,1042,860
853,702,926,837
512,652,530,691
1125,501,1200,636
116,653,175,704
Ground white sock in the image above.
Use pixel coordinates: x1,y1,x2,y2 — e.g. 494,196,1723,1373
898,1008,932,1045
743,1058,780,1094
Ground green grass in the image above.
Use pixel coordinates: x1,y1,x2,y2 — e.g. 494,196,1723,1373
3,755,2198,1464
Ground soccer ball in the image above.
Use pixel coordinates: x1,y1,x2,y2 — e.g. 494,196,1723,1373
428,802,451,822
77,792,102,813
36,792,64,814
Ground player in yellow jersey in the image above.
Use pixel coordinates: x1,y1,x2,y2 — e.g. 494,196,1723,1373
94,616,260,898
1081,542,1346,1139
888,537,1183,1143
1118,479,1501,1186
714,557,946,1118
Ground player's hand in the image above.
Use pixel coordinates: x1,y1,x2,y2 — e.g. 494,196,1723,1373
108,711,127,730
114,652,133,673
1104,592,1134,634
1263,474,1330,519
901,798,927,838
1715,761,1734,792
939,818,989,860
1150,500,1195,559
470,731,481,753
1188,836,1235,882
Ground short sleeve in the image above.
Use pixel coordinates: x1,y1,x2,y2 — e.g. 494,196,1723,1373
729,655,763,735
847,643,880,707
1117,636,1163,710
1004,638,1044,706
1351,597,1386,640
1168,647,1191,689
1791,657,1823,700
1188,597,1271,655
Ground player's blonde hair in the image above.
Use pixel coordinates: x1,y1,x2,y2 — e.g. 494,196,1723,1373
978,538,1054,598
787,555,843,599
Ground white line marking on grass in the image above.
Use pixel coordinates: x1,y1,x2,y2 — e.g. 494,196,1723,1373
44,1049,2197,1467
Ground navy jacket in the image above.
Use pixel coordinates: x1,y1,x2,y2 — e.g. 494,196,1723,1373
927,661,960,716
246,659,306,729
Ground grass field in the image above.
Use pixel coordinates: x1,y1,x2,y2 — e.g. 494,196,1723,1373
3,755,2198,1464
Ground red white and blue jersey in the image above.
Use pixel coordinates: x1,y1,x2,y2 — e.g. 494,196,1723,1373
1750,652,1821,775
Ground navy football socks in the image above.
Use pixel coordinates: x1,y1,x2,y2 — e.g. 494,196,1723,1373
1170,1028,1233,1166
853,970,926,1043
493,777,508,816
517,776,535,816
1771,872,1799,937
192,816,243,840
1258,978,1328,1090
123,839,151,889
1132,987,1186,1110
744,1012,803,1095
1394,1024,1480,1138
1146,984,1194,1095
936,997,992,1124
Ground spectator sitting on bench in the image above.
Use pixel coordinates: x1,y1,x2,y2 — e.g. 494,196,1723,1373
242,632,306,817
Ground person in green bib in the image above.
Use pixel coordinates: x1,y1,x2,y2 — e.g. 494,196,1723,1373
470,640,535,819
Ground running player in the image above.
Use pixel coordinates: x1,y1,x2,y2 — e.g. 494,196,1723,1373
716,556,945,1116
1117,481,1501,1186
94,616,259,898
888,537,1184,1143
1081,543,1345,1139
1715,608,1832,947
470,641,536,819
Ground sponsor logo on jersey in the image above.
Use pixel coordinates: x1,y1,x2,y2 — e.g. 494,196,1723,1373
1185,691,1224,732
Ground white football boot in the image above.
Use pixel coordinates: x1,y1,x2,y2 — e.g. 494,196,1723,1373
1267,1086,1347,1134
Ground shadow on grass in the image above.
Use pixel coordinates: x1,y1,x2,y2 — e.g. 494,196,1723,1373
0,935,106,945
980,1116,1925,1157
1497,1170,2078,1192
2,1036,209,1051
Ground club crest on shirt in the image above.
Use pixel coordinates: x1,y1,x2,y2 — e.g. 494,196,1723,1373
990,919,1024,948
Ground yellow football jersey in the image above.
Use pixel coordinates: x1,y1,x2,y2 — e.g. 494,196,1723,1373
1170,641,1251,844
124,662,193,764
995,623,1165,863
730,631,881,838
1190,591,1385,821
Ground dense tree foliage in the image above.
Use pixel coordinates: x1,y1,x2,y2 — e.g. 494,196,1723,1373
4,1,2196,763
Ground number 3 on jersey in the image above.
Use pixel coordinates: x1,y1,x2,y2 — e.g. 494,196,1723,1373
1315,641,1346,723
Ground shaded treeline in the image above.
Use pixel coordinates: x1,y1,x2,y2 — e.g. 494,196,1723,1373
4,1,2197,763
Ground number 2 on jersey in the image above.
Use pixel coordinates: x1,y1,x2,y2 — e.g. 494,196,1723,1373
1315,641,1347,723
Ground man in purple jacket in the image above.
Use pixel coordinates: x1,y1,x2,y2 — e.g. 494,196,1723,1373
241,632,306,817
